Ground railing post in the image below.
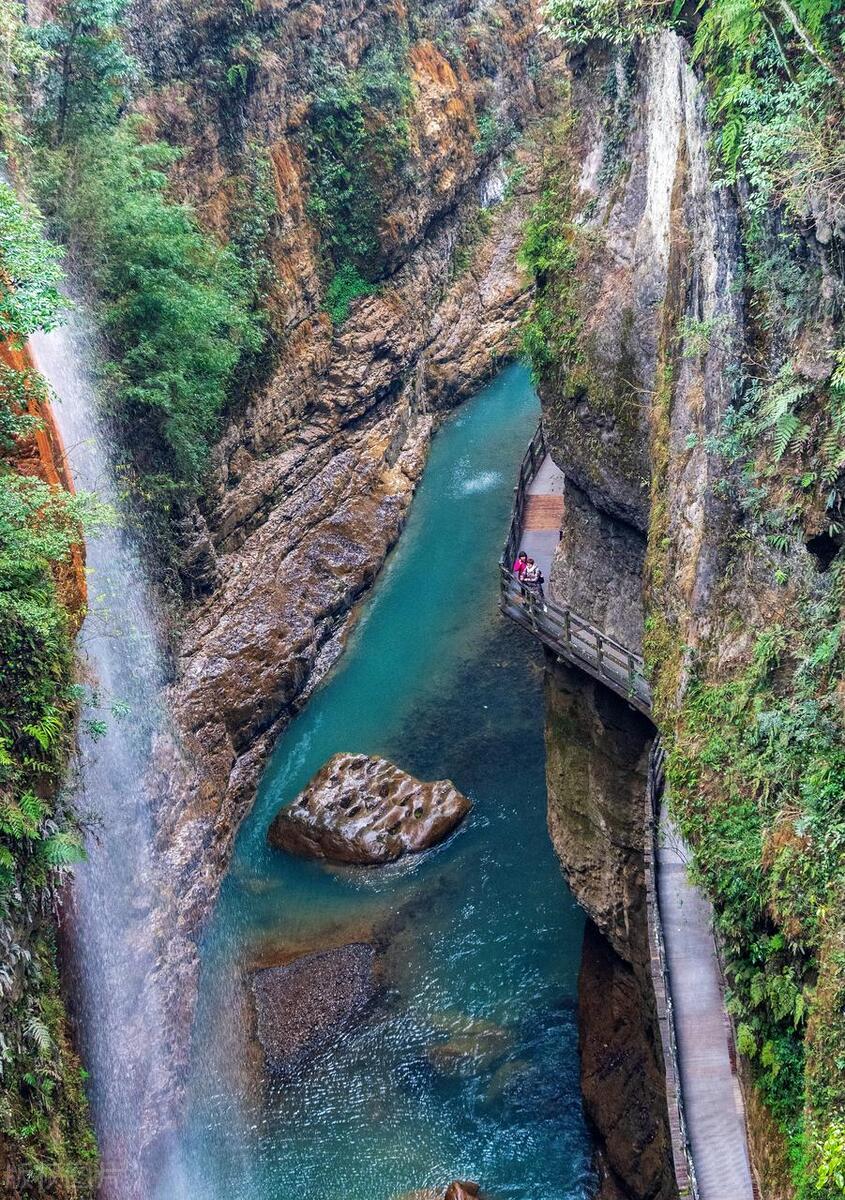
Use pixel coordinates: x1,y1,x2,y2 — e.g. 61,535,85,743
564,609,571,647
529,442,536,476
596,632,603,675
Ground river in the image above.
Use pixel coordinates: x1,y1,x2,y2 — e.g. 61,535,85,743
159,363,593,1200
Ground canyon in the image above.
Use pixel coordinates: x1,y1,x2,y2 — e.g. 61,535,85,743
1,0,843,1197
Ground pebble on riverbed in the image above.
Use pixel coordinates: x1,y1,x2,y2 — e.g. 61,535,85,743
267,752,471,865
251,943,377,1070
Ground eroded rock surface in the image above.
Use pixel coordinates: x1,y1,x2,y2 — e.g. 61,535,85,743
544,661,675,1200
251,943,376,1070
268,753,471,864
444,1184,481,1200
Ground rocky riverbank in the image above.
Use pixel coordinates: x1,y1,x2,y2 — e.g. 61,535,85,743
82,0,568,1165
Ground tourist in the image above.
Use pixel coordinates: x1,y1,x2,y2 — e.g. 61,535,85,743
513,550,528,579
522,557,544,600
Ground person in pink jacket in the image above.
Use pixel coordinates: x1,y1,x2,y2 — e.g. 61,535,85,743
513,550,528,579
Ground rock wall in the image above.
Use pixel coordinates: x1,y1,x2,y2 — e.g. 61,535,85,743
544,658,676,1200
537,24,845,1198
541,31,743,641
537,31,745,1197
551,478,645,653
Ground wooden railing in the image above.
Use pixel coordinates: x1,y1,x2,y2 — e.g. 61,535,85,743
503,422,548,571
499,425,651,715
645,741,700,1199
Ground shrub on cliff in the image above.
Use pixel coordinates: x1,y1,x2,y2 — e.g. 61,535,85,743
36,119,262,505
303,38,412,321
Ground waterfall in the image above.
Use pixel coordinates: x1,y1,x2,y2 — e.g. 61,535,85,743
30,314,171,1199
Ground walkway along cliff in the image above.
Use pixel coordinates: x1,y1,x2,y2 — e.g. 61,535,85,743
519,20,845,1200
500,431,755,1199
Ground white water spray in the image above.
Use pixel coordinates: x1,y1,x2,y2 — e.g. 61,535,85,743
30,313,173,1199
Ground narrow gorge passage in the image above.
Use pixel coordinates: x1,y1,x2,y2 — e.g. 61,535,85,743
160,365,593,1200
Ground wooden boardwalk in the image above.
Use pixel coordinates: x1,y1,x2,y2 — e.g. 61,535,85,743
501,428,756,1200
656,795,756,1199
501,428,651,714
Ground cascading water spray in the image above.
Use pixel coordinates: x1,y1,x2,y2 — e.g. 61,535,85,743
30,312,173,1198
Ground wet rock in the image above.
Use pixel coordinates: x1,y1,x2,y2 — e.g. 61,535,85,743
444,1184,481,1200
392,1185,481,1200
250,943,376,1070
579,922,676,1200
267,753,471,865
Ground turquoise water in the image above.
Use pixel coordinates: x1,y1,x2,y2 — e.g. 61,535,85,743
163,364,593,1200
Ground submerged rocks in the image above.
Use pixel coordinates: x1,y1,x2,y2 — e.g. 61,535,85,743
426,1015,513,1078
267,753,471,865
251,943,376,1070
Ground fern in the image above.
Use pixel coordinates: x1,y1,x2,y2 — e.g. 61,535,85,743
0,792,43,840
24,1016,52,1058
40,832,85,867
19,791,44,829
23,707,63,752
773,411,802,459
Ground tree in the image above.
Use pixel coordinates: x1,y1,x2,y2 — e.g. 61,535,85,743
33,0,135,145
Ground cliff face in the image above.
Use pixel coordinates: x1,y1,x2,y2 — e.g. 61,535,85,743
539,31,743,628
544,659,675,1200
78,0,565,1172
0,337,96,1199
1,339,87,621
535,26,845,1198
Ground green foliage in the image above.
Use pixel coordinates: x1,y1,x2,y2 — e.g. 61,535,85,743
518,121,580,377
29,0,136,146
324,262,379,325
473,112,498,156
0,183,65,344
0,2,47,156
0,171,100,1197
542,0,662,46
691,0,843,177
228,143,278,304
303,37,411,311
37,119,262,500
816,1120,845,1194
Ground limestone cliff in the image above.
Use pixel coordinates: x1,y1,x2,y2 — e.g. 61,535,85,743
533,25,845,1198
544,659,675,1200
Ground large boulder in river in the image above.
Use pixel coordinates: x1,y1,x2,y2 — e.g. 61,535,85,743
251,943,376,1070
267,752,471,865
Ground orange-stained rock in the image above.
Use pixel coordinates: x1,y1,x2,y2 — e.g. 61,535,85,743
0,337,86,626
